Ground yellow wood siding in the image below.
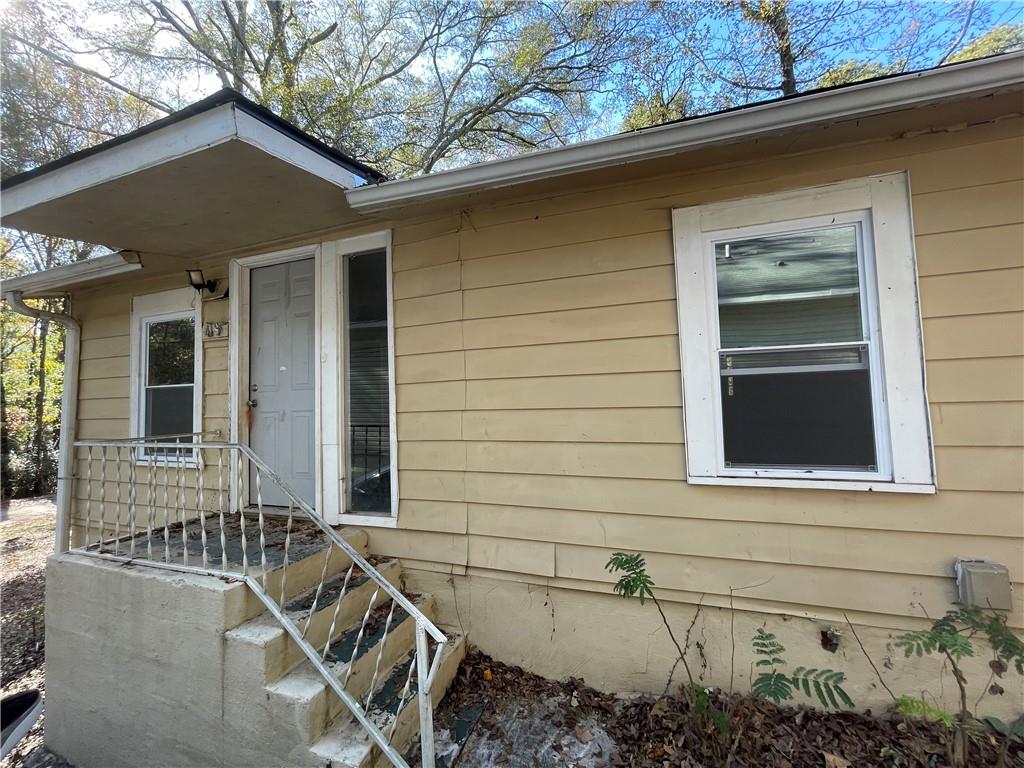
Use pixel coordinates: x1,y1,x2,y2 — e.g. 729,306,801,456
69,272,231,535
67,108,1024,631
381,115,1024,629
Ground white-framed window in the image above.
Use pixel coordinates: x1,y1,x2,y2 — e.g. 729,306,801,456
672,173,935,493
129,287,203,458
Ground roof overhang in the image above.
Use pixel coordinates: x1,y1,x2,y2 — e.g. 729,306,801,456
347,52,1024,212
1,252,143,299
2,90,384,258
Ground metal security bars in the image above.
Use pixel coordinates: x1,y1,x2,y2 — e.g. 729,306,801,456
70,438,447,768
350,424,390,513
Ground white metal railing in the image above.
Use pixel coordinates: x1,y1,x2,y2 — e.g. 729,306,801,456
69,438,447,768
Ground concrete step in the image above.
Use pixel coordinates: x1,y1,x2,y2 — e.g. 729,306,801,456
105,514,370,628
252,526,370,608
310,632,467,768
225,558,403,684
265,593,437,744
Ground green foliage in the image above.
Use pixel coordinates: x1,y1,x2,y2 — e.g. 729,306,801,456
751,628,853,710
982,612,1024,676
817,59,900,88
982,714,1024,742
947,24,1024,64
790,667,855,710
895,607,1024,675
895,696,954,728
751,669,793,703
1,254,67,498
689,683,732,739
894,607,1024,766
620,92,688,132
896,629,974,661
605,552,655,604
752,627,786,665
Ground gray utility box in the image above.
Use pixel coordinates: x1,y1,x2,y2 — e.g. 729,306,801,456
954,559,1012,611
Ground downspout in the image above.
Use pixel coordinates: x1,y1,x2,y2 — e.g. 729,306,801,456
3,290,80,553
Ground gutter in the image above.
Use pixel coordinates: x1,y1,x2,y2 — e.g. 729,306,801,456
347,52,1024,211
3,291,80,553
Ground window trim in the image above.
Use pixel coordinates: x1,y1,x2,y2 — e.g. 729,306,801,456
129,287,203,463
672,173,936,494
325,230,399,528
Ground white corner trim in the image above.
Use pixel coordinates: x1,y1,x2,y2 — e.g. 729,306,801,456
347,53,1024,211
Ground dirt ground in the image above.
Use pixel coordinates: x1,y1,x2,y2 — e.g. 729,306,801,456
430,650,1022,768
1,496,73,768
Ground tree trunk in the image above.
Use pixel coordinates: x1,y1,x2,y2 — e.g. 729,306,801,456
230,1,248,91
767,1,797,95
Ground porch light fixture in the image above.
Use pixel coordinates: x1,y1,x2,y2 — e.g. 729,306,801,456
186,269,217,294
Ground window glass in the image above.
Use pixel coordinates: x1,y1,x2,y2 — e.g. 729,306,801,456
716,226,862,348
719,348,877,469
346,250,391,513
147,319,194,385
143,317,195,442
714,224,878,471
145,386,195,437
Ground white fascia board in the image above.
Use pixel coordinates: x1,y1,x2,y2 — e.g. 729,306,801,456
233,110,366,189
2,103,364,223
2,106,238,219
1,252,143,297
347,52,1024,211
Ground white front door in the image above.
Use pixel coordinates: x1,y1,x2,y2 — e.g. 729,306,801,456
248,258,316,507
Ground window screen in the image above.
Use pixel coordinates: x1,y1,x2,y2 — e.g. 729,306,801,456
714,225,878,471
143,317,195,445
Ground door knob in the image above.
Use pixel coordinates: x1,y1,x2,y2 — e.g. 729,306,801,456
246,399,258,408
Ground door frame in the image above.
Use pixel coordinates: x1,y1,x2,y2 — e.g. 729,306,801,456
229,244,324,515
228,232,399,527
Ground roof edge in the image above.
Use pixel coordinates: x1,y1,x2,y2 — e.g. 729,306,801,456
346,52,1024,211
1,88,386,191
1,252,143,298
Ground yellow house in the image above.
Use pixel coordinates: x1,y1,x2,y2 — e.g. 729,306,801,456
2,52,1022,768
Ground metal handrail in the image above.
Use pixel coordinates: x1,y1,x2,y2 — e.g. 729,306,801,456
91,430,223,443
69,437,447,767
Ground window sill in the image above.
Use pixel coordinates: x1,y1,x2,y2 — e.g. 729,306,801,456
687,475,937,494
337,513,399,529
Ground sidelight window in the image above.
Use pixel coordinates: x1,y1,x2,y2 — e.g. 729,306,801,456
345,249,392,515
